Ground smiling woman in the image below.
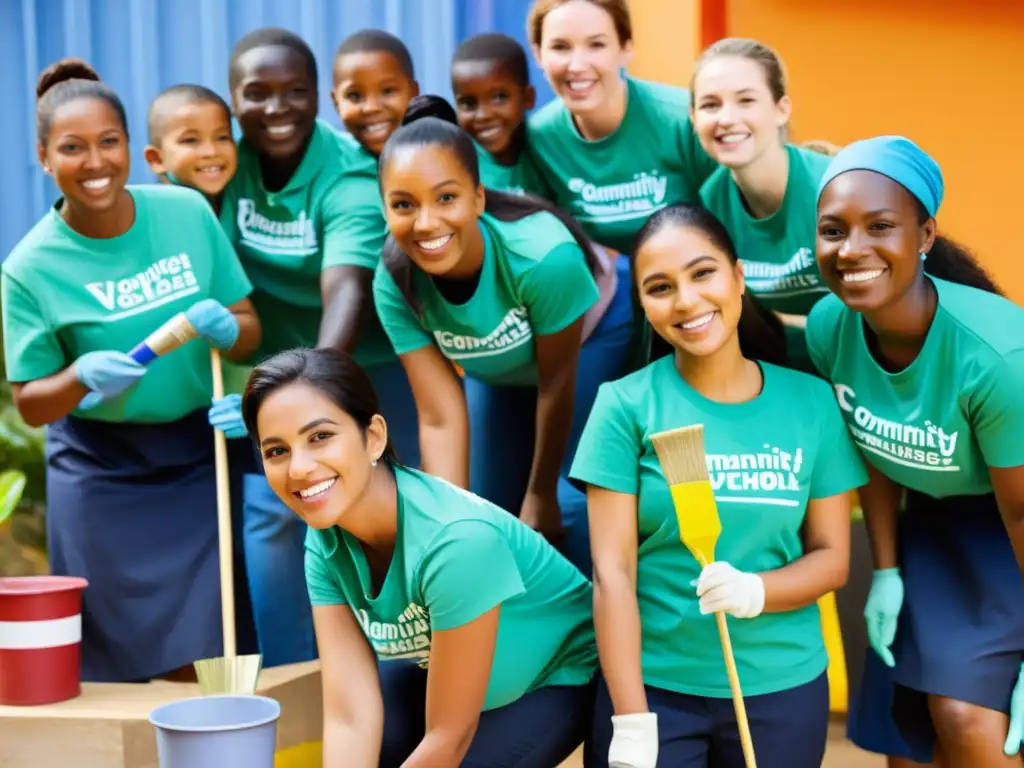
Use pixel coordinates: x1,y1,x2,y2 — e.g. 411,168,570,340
219,27,421,671
570,203,865,768
240,347,598,768
0,57,260,684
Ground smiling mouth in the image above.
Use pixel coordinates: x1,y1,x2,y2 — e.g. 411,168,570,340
264,123,298,139
295,477,337,503
840,268,887,284
416,234,453,253
565,79,597,95
361,121,391,140
475,124,504,140
674,311,716,332
80,177,113,194
716,132,750,146
195,165,226,177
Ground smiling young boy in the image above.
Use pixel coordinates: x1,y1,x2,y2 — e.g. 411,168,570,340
451,33,551,197
144,85,237,215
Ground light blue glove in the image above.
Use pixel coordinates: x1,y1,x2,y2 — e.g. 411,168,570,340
209,394,247,439
864,567,904,668
74,350,147,407
186,299,239,350
1004,663,1024,755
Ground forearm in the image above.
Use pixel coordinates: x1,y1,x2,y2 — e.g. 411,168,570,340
226,307,261,363
862,496,900,570
318,275,371,353
527,362,577,496
419,421,469,488
594,569,648,714
401,726,477,768
323,717,381,768
13,368,89,427
758,547,848,613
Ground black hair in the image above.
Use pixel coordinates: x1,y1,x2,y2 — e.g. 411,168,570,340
147,84,231,145
452,33,530,87
334,29,415,81
912,199,1002,296
36,58,128,145
229,28,317,89
242,347,399,465
632,205,789,367
378,94,600,314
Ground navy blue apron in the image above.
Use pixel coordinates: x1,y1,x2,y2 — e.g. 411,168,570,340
851,490,1024,759
45,409,225,682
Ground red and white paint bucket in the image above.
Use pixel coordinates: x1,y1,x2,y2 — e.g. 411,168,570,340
0,576,89,706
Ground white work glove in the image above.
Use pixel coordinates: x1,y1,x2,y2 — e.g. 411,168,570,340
609,712,658,768
695,561,765,619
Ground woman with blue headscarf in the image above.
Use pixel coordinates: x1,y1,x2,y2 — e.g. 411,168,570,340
806,135,1024,767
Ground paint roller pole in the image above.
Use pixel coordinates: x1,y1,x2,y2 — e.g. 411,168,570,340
210,347,236,658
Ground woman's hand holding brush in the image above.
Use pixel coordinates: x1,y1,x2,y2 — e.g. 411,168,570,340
695,562,765,619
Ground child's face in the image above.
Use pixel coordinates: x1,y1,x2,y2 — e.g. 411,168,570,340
452,60,535,157
147,102,237,197
332,51,418,156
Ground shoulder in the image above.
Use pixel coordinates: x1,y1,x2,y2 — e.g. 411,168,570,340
806,293,848,339
132,183,209,211
3,212,63,277
935,278,1024,359
789,144,833,184
399,467,505,528
600,358,670,412
485,209,577,263
630,78,692,114
763,362,837,409
528,97,568,136
699,165,734,209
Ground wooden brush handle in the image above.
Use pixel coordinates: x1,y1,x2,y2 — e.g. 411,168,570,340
715,611,757,768
211,348,236,658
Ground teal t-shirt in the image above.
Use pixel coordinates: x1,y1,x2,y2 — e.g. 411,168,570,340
304,466,597,711
569,356,867,697
1,185,253,423
220,121,394,367
372,211,599,386
806,277,1024,498
528,78,718,254
476,142,552,198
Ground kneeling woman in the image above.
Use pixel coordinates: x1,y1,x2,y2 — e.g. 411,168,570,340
570,205,867,768
242,347,598,768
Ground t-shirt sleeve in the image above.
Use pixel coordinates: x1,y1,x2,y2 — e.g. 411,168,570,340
201,203,252,307
970,349,1024,468
303,532,348,607
417,520,526,632
569,382,642,494
371,260,434,355
320,173,385,271
1,272,65,382
804,300,832,378
809,382,868,499
519,242,599,335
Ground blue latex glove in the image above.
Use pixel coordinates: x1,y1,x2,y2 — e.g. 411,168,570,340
209,394,247,439
1004,663,1024,755
186,299,239,350
864,567,904,668
74,350,146,407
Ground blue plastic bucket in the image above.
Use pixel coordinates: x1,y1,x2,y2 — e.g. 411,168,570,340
149,694,281,768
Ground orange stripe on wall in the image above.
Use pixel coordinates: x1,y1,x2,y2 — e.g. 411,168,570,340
700,0,727,48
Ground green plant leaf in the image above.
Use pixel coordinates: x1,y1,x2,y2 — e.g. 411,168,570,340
0,470,27,523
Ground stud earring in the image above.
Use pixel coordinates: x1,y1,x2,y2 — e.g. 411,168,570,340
920,251,928,261
371,458,378,468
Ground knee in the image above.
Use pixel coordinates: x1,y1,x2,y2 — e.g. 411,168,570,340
928,695,991,741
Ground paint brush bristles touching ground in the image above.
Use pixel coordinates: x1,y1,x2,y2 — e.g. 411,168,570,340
651,424,758,768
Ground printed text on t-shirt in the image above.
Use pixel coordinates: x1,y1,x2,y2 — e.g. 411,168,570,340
568,171,668,224
434,307,532,360
705,444,803,506
356,602,431,668
85,254,199,320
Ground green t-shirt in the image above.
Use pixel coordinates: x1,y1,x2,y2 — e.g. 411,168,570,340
806,277,1024,497
372,211,599,386
2,185,252,423
476,141,552,198
304,466,597,711
700,145,830,372
220,121,394,367
528,78,718,254
569,356,868,697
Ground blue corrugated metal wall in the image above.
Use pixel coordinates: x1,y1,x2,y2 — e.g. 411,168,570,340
0,0,554,259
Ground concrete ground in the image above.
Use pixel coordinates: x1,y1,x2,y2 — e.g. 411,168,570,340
557,719,885,767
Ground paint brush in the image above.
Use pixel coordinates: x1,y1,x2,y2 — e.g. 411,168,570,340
651,424,757,768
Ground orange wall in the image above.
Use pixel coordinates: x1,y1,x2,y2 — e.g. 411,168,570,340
631,0,1024,301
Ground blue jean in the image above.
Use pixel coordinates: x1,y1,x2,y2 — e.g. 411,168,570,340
378,660,596,767
465,271,633,578
242,361,420,667
592,672,829,768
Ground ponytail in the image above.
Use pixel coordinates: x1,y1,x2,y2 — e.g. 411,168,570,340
913,199,1001,296
633,204,788,366
380,94,598,315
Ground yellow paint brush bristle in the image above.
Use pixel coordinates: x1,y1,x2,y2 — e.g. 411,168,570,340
650,424,721,568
